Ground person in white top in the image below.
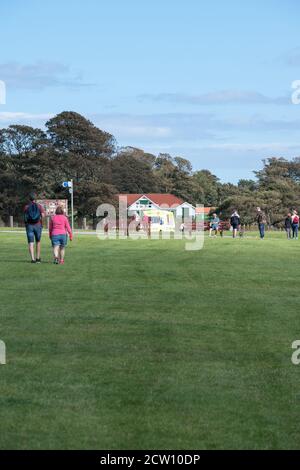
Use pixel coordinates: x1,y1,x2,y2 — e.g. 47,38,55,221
291,210,299,239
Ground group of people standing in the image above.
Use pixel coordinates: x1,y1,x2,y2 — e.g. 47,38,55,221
209,207,299,239
209,207,266,239
229,207,268,239
24,193,73,264
284,210,299,239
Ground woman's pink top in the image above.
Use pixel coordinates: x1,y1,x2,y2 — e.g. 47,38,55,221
49,215,73,239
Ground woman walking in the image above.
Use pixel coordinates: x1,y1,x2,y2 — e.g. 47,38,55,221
230,210,240,238
291,210,299,240
49,206,73,264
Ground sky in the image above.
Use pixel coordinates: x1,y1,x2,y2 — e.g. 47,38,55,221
0,0,300,182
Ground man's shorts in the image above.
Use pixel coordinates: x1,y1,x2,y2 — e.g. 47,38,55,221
211,224,218,230
51,234,67,247
26,224,42,243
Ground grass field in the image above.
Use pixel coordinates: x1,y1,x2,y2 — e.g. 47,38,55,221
1,231,300,450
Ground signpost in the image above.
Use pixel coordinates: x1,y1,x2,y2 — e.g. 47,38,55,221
37,199,68,216
62,180,74,232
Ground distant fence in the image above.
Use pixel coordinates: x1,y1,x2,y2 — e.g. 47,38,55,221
0,216,286,232
0,215,98,230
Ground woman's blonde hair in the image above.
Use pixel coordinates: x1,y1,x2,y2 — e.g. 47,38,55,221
55,206,64,215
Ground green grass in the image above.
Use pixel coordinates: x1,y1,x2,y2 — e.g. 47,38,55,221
0,232,300,449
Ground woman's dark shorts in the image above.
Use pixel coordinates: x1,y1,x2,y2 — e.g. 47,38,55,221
51,234,68,247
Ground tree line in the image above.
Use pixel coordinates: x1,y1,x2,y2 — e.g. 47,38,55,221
1,110,300,226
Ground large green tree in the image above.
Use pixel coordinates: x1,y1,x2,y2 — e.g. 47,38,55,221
46,112,116,217
191,170,221,206
46,111,115,184
0,125,50,219
111,150,158,193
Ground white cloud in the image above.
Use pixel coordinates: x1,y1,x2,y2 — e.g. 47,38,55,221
90,113,216,141
195,142,300,152
116,125,171,138
139,90,289,105
0,61,93,90
90,115,172,139
0,112,53,122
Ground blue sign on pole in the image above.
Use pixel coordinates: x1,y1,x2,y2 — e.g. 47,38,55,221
62,181,72,188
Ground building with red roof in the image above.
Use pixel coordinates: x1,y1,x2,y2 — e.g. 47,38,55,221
118,193,196,219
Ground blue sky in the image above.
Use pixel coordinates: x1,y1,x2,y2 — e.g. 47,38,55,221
1,0,300,182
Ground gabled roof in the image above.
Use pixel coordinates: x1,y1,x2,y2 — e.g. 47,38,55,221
177,201,195,208
195,207,214,214
119,193,184,207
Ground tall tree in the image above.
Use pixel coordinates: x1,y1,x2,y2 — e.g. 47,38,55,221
112,151,158,193
46,111,115,185
154,153,176,193
45,112,116,218
191,170,220,206
0,125,50,218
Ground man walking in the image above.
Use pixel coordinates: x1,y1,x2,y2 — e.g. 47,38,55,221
230,210,241,238
256,207,267,239
24,193,45,263
285,213,292,239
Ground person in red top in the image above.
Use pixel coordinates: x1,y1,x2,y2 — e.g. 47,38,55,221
24,192,45,263
49,206,73,264
291,210,299,240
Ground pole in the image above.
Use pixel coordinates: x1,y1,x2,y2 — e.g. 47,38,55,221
71,179,74,233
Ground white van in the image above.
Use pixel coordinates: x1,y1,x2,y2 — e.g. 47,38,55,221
143,209,175,233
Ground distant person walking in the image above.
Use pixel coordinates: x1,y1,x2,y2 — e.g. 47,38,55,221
24,193,45,263
49,206,73,264
284,213,292,239
230,210,240,238
256,207,267,239
291,210,299,240
209,213,220,237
